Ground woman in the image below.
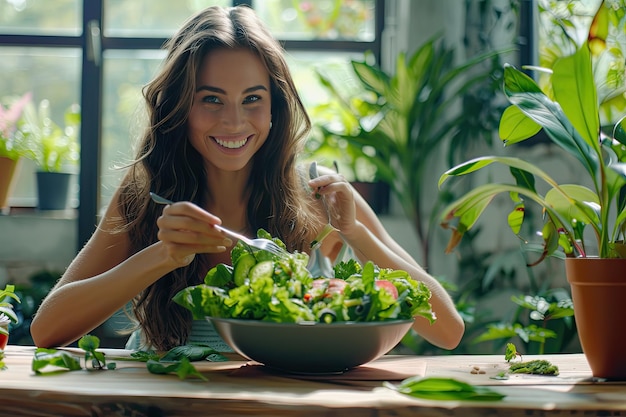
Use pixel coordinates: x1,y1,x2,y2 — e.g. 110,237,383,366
30,5,464,352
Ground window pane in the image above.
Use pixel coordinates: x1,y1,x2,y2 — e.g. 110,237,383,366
100,49,166,209
537,0,601,68
286,51,364,108
103,0,232,38
537,0,625,124
0,47,81,206
286,51,370,178
0,0,81,35
253,0,375,41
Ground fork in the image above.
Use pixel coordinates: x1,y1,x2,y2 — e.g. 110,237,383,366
149,192,289,257
308,161,338,250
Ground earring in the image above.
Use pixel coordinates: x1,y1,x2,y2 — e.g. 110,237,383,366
269,121,273,129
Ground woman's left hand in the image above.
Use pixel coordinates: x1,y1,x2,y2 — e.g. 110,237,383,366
308,172,357,235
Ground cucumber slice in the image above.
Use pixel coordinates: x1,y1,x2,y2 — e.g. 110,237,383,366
249,260,275,281
233,253,257,286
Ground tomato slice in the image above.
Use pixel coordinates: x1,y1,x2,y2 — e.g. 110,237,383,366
309,278,398,300
375,280,399,299
311,278,347,298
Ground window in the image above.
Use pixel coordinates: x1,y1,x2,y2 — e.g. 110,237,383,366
534,0,626,124
0,0,383,248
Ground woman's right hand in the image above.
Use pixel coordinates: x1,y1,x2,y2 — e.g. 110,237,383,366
156,201,232,267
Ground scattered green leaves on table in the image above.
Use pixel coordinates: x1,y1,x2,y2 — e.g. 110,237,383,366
384,377,506,401
32,335,221,380
146,357,207,381
32,348,82,373
78,334,115,370
160,344,228,362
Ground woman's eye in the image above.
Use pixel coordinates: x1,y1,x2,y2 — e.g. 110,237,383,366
201,95,221,104
243,95,261,104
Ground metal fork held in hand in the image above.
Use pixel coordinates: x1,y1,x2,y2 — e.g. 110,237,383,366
149,192,288,257
308,162,338,250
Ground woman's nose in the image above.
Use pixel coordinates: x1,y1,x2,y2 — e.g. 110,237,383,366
221,104,245,129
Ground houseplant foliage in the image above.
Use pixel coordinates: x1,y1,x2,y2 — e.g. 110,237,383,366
0,92,32,161
438,3,626,263
0,92,33,210
17,99,80,210
18,99,80,173
439,1,626,378
311,35,506,267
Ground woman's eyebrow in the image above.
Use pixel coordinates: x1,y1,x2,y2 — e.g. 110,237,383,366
195,85,268,93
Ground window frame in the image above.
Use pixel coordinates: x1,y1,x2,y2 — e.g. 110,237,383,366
0,0,385,248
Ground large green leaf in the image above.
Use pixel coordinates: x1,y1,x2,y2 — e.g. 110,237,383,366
545,184,600,230
351,54,391,98
439,157,585,256
499,105,542,145
552,43,600,153
439,156,561,191
614,115,626,145
393,52,417,115
502,65,600,185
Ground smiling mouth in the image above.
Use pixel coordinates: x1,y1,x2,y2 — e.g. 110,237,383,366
213,136,249,149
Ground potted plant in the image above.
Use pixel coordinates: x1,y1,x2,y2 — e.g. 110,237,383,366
438,2,626,379
0,92,33,211
0,284,20,350
18,99,81,210
310,35,506,267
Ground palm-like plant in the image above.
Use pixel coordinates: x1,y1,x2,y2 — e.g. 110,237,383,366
17,99,80,173
312,35,505,267
439,1,626,264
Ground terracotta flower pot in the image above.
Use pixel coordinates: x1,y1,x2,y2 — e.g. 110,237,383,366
566,257,626,380
0,156,20,210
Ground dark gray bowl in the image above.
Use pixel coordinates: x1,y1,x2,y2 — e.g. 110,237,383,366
208,317,414,374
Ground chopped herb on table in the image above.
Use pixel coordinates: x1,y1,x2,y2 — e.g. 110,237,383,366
509,360,559,376
501,343,559,376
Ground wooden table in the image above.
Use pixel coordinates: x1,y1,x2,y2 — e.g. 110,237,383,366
1,345,625,416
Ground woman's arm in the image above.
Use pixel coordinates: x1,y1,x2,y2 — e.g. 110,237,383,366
30,190,230,348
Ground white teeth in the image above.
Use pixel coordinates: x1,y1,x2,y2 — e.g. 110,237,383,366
214,137,248,149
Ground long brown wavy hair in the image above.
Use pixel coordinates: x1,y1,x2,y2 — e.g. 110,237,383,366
116,5,319,350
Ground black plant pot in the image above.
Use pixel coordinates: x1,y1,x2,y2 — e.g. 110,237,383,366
36,171,72,210
351,181,390,214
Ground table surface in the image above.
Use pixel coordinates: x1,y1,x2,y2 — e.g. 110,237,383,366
1,345,625,417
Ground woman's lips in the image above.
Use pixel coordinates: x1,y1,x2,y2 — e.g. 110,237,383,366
212,135,251,150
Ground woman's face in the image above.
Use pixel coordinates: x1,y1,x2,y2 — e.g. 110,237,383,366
188,48,272,172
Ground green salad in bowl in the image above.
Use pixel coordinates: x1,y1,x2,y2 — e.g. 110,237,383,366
173,229,434,324
173,230,435,374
